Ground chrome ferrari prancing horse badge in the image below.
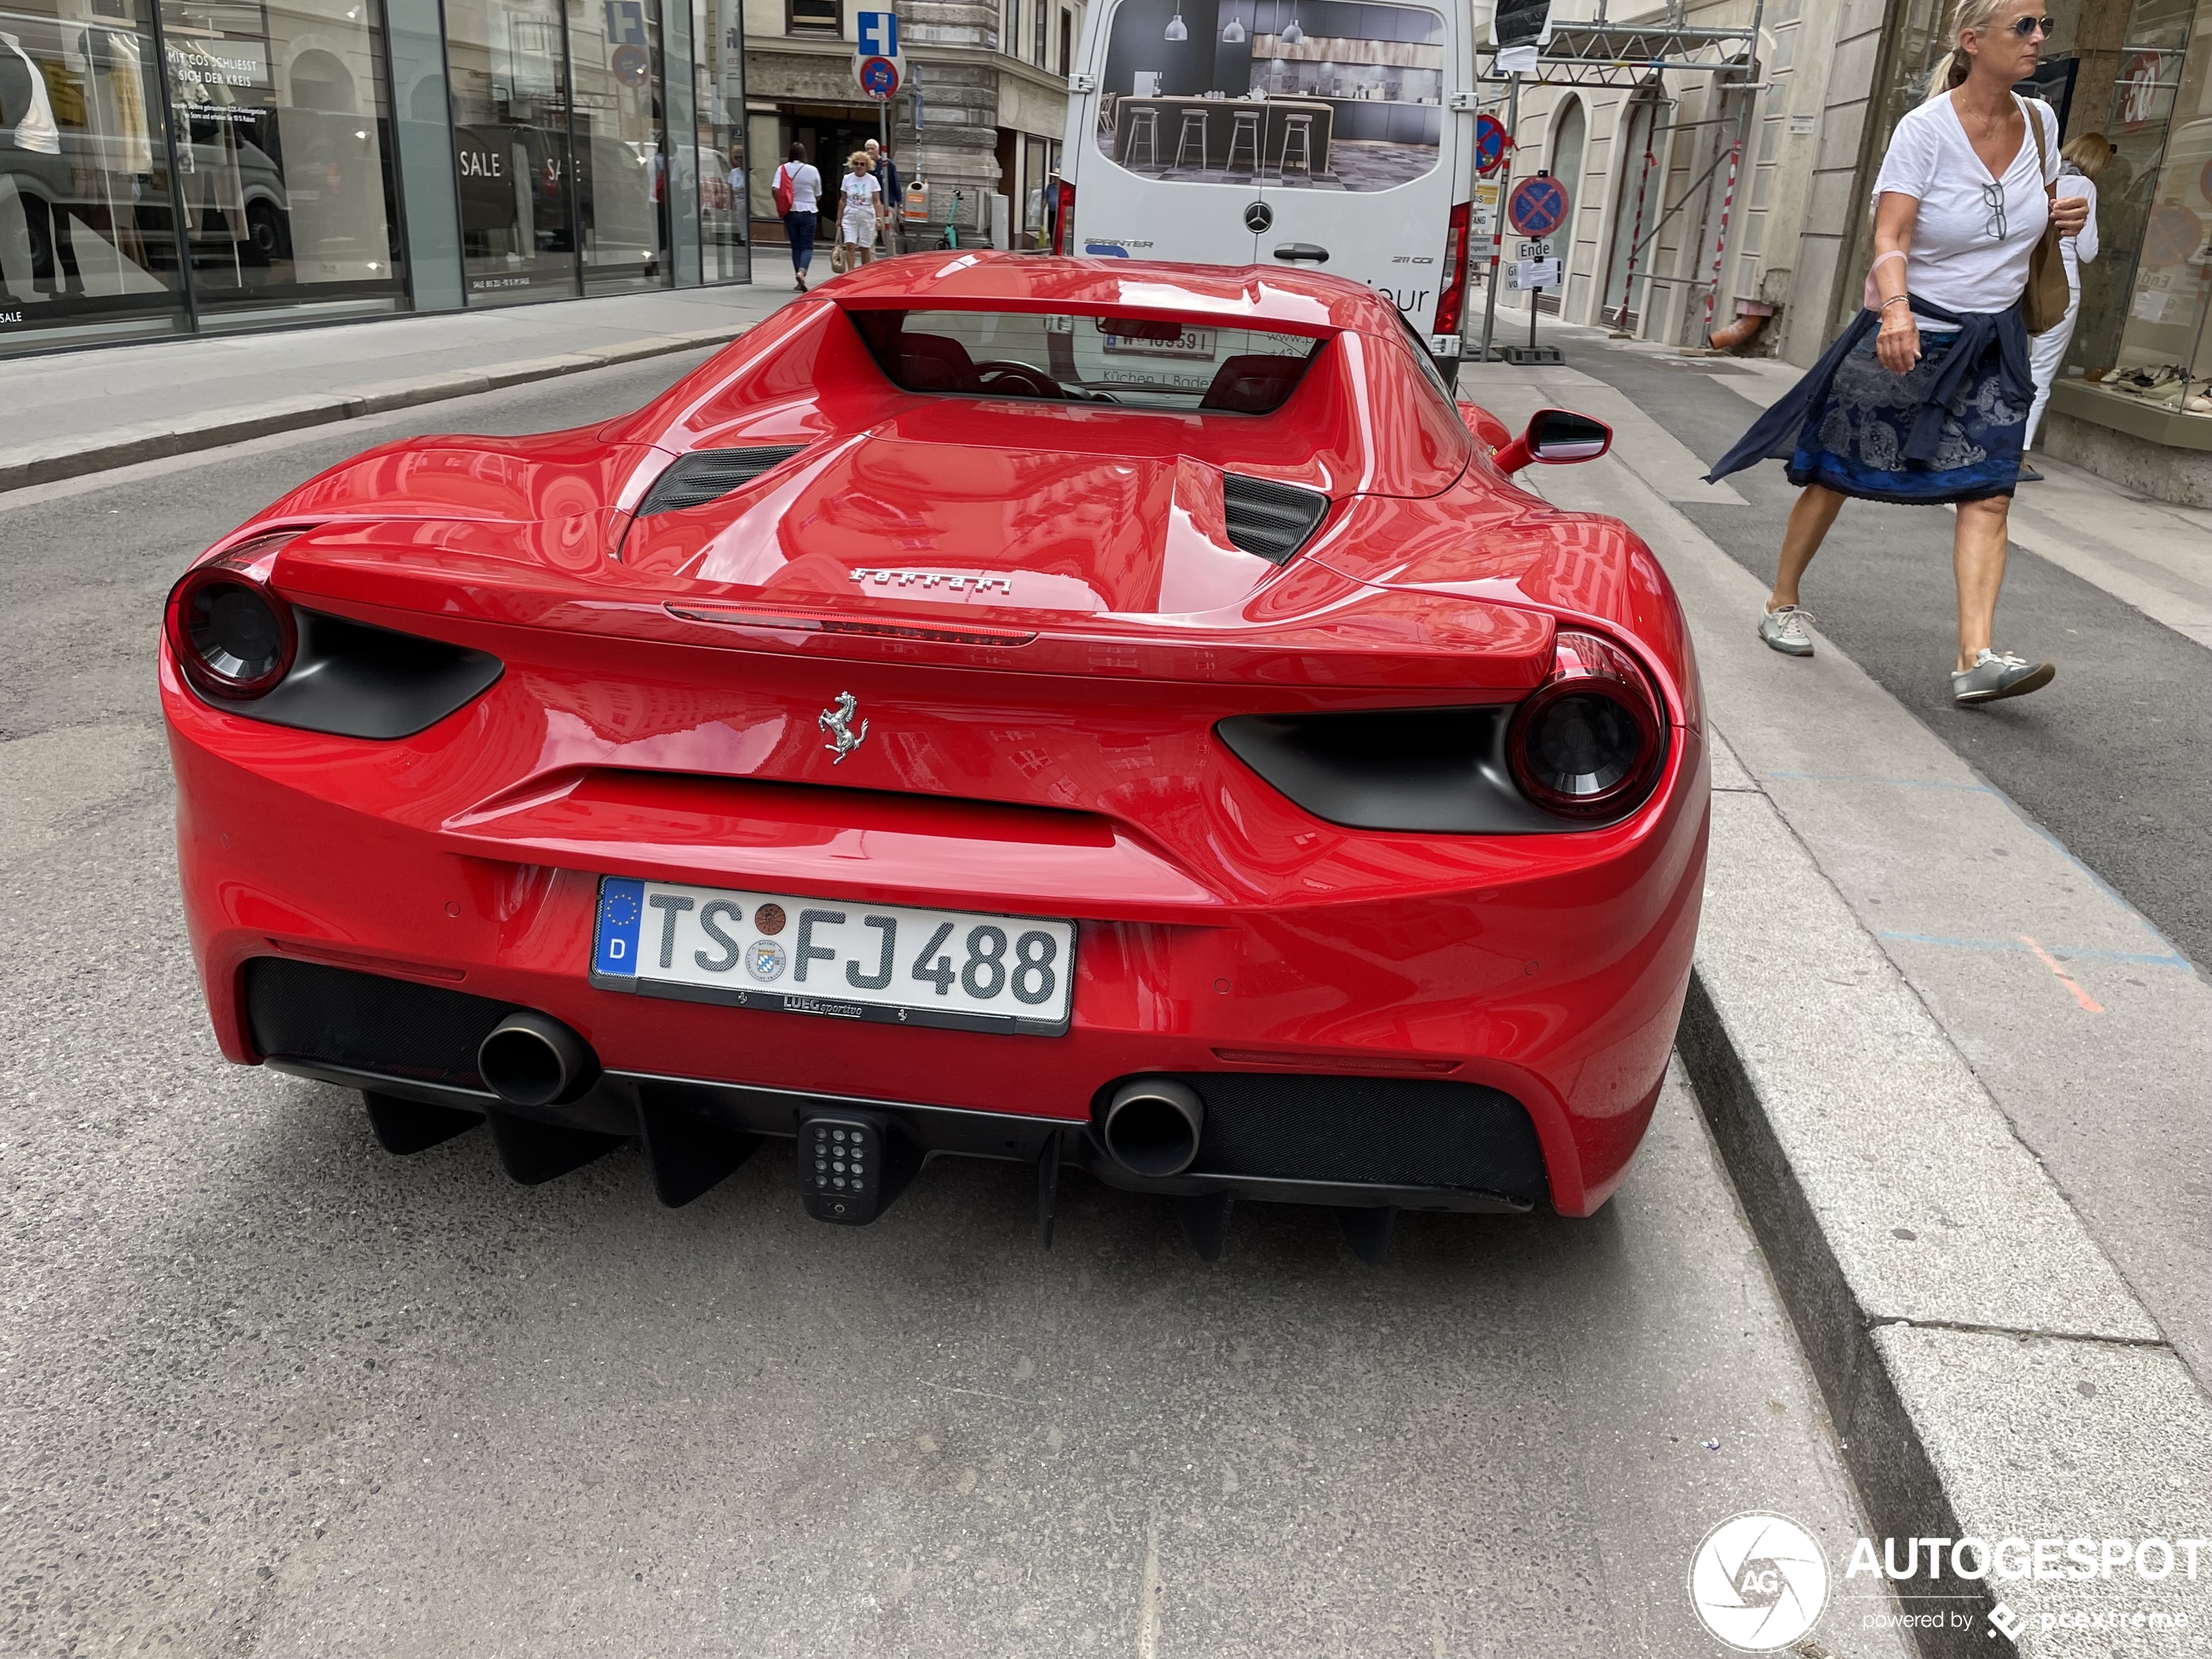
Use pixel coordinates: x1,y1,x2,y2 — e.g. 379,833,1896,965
819,691,868,763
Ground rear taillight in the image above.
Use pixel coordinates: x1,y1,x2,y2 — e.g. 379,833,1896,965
1052,180,1076,255
1433,200,1472,337
1507,631,1666,818
165,531,302,700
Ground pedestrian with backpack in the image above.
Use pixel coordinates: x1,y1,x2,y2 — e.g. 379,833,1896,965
773,143,823,291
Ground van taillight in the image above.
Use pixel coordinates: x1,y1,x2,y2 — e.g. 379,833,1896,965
1433,201,1472,336
1052,180,1076,255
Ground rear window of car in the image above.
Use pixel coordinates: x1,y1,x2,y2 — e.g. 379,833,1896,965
846,308,1325,414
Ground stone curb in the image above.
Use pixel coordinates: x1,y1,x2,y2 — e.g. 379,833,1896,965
1678,785,2212,1659
0,326,752,496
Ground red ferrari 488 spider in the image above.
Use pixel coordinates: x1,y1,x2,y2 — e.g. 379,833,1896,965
162,254,1707,1258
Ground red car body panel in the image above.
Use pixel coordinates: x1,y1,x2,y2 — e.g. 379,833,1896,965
162,254,1708,1219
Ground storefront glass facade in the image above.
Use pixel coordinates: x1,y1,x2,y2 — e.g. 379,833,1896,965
2,0,185,347
1,0,739,354
1851,0,2212,432
691,0,744,280
2065,0,2212,414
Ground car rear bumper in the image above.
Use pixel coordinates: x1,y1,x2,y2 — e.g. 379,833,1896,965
168,690,1708,1217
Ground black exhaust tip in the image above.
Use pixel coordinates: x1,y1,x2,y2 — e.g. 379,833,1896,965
1102,1078,1205,1177
476,1011,599,1108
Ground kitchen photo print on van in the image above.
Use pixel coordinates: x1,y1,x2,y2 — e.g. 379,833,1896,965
1093,0,1444,192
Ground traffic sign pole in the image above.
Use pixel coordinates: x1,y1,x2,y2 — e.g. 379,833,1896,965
1477,73,1519,368
1500,167,1568,364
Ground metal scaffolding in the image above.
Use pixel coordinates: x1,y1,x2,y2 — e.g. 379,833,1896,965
1470,0,1764,359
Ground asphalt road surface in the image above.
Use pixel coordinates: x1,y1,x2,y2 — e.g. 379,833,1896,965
0,357,1907,1657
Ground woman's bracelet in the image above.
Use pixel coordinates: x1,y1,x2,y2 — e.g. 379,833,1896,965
1878,295,1912,312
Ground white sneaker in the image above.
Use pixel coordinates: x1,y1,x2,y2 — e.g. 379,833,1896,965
1952,648,2054,705
1757,604,1816,658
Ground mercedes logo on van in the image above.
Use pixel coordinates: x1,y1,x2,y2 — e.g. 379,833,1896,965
1244,201,1273,233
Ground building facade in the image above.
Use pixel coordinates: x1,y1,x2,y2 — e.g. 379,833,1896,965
738,0,1077,248
0,0,751,356
1493,0,2212,502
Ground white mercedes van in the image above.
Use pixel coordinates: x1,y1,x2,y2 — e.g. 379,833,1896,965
1054,0,1476,361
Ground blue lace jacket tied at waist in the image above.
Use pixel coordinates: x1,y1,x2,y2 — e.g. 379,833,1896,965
1704,296,2034,487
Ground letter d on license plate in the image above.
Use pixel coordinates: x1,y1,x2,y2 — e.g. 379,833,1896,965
589,877,1076,1036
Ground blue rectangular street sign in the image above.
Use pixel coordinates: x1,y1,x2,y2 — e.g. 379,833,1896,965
856,10,898,56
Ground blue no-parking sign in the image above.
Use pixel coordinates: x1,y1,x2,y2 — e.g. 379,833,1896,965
1474,113,1507,176
1507,172,1569,238
858,55,899,97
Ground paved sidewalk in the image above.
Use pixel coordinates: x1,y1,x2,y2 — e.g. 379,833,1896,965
1464,320,2212,1655
0,270,802,491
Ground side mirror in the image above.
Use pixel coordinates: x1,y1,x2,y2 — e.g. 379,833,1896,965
1491,408,1614,475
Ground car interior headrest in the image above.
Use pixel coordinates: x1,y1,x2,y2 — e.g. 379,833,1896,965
1199,354,1308,415
898,333,981,393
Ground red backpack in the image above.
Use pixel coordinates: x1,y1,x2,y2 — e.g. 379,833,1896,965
772,164,795,217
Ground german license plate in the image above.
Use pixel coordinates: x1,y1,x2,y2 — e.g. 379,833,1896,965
1100,325,1217,360
588,878,1076,1036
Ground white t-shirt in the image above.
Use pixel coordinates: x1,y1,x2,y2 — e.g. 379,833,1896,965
1873,92,2059,318
840,172,881,225
778,162,822,213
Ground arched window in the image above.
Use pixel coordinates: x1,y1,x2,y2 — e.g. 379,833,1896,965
1540,97,1585,314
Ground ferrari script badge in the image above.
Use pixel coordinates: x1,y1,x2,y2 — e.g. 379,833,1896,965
819,691,868,763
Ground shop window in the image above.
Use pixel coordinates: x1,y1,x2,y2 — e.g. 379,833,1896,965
158,0,408,324
2064,10,2210,410
0,0,187,352
570,0,668,293
1022,130,1046,240
444,0,579,302
691,0,746,281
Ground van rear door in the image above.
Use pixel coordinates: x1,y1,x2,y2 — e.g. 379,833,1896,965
1064,0,1467,333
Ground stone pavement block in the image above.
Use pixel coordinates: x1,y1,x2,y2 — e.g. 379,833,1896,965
478,354,604,389
1865,1325,2212,1657
1688,789,2157,1348
0,395,361,490
346,371,497,414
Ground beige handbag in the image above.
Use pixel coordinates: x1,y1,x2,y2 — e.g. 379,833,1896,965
2023,102,2070,335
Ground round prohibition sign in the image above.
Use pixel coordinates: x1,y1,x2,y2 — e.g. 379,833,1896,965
858,54,900,98
1474,112,1507,175
1508,173,1569,238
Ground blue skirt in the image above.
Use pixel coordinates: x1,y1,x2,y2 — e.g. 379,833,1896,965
1706,296,2034,505
1784,327,2027,503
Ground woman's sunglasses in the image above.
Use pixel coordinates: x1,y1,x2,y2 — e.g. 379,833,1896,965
1999,14,2056,35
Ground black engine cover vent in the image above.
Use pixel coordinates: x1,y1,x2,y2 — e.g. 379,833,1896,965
1222,473,1330,563
636,445,806,516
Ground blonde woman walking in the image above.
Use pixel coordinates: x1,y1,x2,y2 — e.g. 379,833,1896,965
1706,0,2087,705
2021,131,2111,471
838,152,881,271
